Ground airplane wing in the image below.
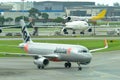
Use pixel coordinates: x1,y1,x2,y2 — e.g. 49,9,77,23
0,52,37,56
0,25,16,28
89,39,108,53
0,52,59,58
43,54,59,58
0,26,19,33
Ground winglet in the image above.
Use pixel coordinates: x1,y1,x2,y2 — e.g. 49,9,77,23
104,38,108,48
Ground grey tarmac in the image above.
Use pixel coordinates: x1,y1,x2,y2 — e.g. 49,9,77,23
0,50,120,80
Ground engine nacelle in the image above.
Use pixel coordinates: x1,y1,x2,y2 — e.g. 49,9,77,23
88,28,92,32
34,57,49,67
67,17,71,21
0,29,2,33
64,16,71,22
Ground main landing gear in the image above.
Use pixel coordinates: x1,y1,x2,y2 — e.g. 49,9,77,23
63,29,68,34
64,62,71,68
37,65,44,69
64,62,82,70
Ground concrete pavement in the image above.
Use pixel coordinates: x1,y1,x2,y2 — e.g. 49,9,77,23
0,50,120,80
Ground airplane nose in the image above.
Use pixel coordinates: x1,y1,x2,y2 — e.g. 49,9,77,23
87,53,92,63
79,52,92,65
87,52,92,59
89,53,93,58
84,52,92,64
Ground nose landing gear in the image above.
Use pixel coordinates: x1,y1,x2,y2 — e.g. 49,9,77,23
77,62,82,70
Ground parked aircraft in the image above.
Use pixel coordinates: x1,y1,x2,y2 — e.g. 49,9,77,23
0,19,108,70
62,20,91,34
62,9,107,34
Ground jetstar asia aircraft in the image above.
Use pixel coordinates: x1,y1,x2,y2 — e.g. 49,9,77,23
1,20,108,70
19,19,109,70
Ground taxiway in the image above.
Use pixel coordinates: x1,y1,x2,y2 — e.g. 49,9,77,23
0,50,120,80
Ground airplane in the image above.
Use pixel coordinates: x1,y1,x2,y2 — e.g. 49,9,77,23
0,19,108,70
62,9,107,34
62,20,91,34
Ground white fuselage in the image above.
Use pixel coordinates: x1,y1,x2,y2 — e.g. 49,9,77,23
67,16,92,21
65,21,89,31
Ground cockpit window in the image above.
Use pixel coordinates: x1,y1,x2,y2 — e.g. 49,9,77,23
84,23,88,25
78,50,88,53
82,50,87,53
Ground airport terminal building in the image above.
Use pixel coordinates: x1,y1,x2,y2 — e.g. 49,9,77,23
0,1,120,23
1,1,95,19
33,1,95,18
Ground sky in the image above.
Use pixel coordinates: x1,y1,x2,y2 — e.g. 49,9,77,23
0,0,120,6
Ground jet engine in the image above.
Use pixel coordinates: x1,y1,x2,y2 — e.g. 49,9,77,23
88,28,92,32
64,16,71,22
66,17,71,21
34,57,49,69
0,29,2,33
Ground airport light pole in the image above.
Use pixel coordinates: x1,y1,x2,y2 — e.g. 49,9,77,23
21,0,25,20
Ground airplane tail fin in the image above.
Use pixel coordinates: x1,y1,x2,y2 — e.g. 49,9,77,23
20,19,33,43
91,9,107,20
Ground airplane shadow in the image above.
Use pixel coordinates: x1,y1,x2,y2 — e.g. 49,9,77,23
44,67,76,70
42,66,90,71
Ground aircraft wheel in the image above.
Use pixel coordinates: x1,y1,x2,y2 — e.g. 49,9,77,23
37,65,44,69
77,62,82,70
64,63,68,68
0,29,2,33
41,66,44,69
78,67,82,70
37,65,41,69
64,62,71,68
72,31,76,34
80,32,84,34
63,29,68,34
64,32,68,34
63,29,67,32
68,63,71,68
